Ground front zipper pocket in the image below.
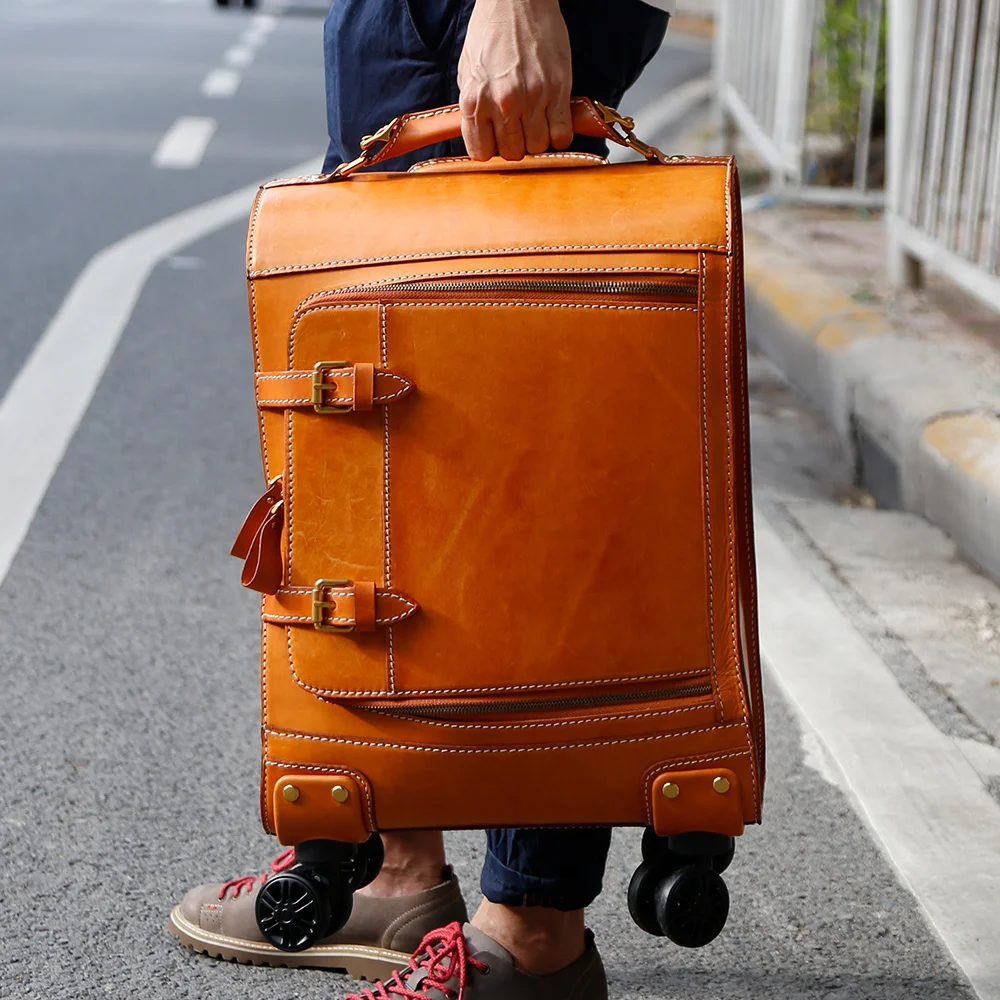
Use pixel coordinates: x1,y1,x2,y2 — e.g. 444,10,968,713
353,679,713,720
302,273,698,309
283,269,714,701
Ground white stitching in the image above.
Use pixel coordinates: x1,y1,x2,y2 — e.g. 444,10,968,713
292,303,696,320
259,156,735,191
266,722,747,755
723,251,742,731
286,409,294,578
284,299,696,355
258,392,408,406
279,668,709,699
377,702,710,731
642,749,751,825
261,610,270,832
250,245,727,277
266,603,417,625
290,269,700,311
725,159,732,260
381,305,394,694
699,254,721,720
264,760,377,831
408,152,608,173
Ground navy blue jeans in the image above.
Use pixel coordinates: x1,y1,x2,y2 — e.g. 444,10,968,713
322,0,669,910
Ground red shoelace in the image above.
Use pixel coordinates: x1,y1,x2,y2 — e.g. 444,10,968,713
345,922,488,1000
217,846,296,900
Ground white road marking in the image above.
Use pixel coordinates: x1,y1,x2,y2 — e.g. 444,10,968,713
955,736,1000,783
799,723,843,788
201,67,242,99
152,115,217,169
224,44,254,68
242,15,277,47
0,156,323,592
607,75,713,163
250,12,278,34
166,255,205,270
756,511,1000,1000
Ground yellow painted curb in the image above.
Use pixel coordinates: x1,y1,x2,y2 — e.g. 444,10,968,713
922,414,1000,495
743,231,890,352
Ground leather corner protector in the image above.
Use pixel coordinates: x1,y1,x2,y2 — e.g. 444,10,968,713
273,773,372,845
650,768,744,838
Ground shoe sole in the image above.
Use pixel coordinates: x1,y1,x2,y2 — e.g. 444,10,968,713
168,905,409,980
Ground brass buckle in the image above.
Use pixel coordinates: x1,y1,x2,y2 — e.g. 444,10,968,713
311,361,352,414
593,100,659,161
595,101,636,132
312,579,354,633
360,116,401,153
332,116,401,179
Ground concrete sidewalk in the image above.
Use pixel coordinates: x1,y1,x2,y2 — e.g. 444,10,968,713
742,204,1000,587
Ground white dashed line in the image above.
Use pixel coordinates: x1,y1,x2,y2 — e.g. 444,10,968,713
250,12,277,33
151,115,217,169
201,67,242,99
224,44,254,68
0,156,323,592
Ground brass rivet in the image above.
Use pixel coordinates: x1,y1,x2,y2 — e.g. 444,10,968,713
713,776,731,794
662,782,680,800
331,784,349,803
282,784,300,802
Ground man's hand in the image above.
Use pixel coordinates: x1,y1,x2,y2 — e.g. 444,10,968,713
457,0,573,161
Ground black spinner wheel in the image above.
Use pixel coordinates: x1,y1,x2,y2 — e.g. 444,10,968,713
640,828,685,871
255,870,330,951
626,862,667,937
654,866,730,949
347,833,385,892
642,828,735,874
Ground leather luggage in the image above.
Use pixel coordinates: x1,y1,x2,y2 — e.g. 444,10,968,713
236,98,764,950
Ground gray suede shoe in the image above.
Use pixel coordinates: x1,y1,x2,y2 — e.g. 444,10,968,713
167,849,468,981
342,922,608,1000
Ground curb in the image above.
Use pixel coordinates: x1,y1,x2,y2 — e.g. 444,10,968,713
743,229,1000,584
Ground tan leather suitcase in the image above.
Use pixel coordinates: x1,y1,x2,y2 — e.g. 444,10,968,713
234,98,764,953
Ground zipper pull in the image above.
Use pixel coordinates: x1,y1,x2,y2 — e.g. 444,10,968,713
232,477,284,594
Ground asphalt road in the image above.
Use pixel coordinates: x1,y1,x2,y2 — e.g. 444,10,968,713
0,2,993,998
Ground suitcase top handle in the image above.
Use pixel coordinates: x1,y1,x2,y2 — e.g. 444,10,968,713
329,97,669,179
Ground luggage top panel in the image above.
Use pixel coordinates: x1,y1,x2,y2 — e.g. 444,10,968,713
247,158,735,278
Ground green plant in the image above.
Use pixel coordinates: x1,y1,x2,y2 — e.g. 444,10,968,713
808,0,887,142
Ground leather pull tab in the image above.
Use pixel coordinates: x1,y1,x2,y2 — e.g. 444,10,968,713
241,500,284,594
354,363,375,411
355,581,377,632
232,478,283,558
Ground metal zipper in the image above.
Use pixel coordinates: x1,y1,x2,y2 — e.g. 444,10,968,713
371,278,697,298
313,276,697,302
360,681,712,718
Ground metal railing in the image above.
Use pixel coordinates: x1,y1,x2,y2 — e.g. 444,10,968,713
887,0,1000,312
715,0,1000,312
714,0,885,204
715,0,815,185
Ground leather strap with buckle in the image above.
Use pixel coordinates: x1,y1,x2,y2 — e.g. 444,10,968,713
256,362,414,414
231,476,285,594
262,582,419,633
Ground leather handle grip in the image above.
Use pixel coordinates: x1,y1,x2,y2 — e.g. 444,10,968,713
330,97,667,179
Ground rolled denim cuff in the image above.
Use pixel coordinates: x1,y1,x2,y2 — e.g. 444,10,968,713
481,828,611,911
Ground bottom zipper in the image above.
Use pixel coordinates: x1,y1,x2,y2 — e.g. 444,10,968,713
355,680,712,719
